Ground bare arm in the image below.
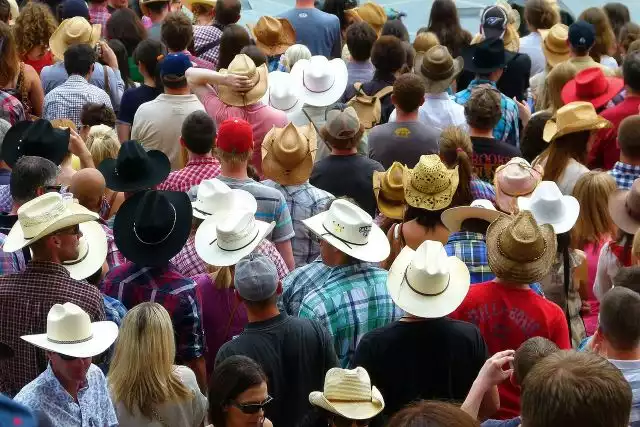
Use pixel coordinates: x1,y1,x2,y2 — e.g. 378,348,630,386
116,123,131,143
186,68,253,90
275,239,295,271
186,356,208,394
68,128,95,169
25,64,44,117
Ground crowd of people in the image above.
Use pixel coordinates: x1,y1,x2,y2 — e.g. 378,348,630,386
2,0,640,425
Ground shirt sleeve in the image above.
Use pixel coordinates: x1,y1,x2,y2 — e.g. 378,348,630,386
108,66,125,111
116,89,136,125
175,288,205,362
270,194,295,243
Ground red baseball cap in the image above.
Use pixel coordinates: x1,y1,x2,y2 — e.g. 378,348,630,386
216,118,254,154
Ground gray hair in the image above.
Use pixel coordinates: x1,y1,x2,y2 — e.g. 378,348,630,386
283,44,312,71
0,119,10,156
10,156,58,205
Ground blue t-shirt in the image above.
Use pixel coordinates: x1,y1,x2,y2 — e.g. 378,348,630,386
482,417,521,427
279,7,340,58
116,84,163,126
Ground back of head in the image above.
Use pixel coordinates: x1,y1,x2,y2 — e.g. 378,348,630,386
10,156,58,205
0,0,10,23
387,401,480,427
603,2,630,38
464,85,501,132
346,21,377,62
234,253,279,308
392,73,425,114
182,110,215,155
215,0,241,26
133,38,165,90
69,168,106,212
521,110,552,162
161,11,192,52
381,19,409,42
545,61,577,112
64,43,96,77
106,8,147,56
619,22,640,55
599,287,640,351
86,125,120,167
438,125,473,207
371,35,406,74
578,7,616,62
524,0,560,31
521,350,632,427
0,21,18,88
571,171,617,248
623,51,640,93
618,115,640,159
427,0,469,57
629,40,640,56
614,266,640,294
240,45,267,67
216,24,251,71
513,337,559,384
81,103,116,128
282,44,311,71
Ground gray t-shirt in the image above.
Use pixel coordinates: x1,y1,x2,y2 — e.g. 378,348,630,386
279,7,341,58
368,121,440,169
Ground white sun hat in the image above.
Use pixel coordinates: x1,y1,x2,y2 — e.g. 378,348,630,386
21,302,118,358
440,199,505,232
309,367,385,420
302,199,390,263
62,221,108,280
192,178,257,220
517,181,580,234
261,70,305,116
290,56,348,107
387,240,470,318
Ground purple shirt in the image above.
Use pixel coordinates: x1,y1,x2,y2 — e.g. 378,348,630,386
346,61,375,87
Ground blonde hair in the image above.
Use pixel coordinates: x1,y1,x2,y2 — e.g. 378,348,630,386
571,171,617,248
543,61,577,113
108,303,192,419
85,125,120,168
413,31,440,53
282,44,311,71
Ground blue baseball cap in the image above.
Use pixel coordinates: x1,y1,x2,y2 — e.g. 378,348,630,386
159,53,192,78
569,20,596,51
60,0,90,20
0,394,37,427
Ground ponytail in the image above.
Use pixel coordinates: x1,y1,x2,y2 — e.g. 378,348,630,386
439,126,474,207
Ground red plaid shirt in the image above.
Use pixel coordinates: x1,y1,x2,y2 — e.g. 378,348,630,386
0,91,26,125
0,261,105,397
101,222,126,269
88,4,110,37
157,155,221,192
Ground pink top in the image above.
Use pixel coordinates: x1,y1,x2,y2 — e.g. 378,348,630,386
583,239,608,335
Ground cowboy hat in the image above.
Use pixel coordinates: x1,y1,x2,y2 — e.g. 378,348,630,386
387,240,470,318
217,54,268,107
262,123,316,186
303,199,390,263
247,16,296,56
494,157,544,214
3,193,99,253
417,45,464,94
114,190,192,267
486,210,557,284
182,0,216,9
261,71,305,116
1,120,70,168
49,17,101,61
609,178,640,235
62,221,108,280
461,38,516,75
441,199,504,232
373,162,406,220
352,2,387,35
517,181,580,234
542,24,570,68
309,367,385,420
195,210,275,267
98,140,170,192
192,178,257,220
21,302,118,358
403,154,459,211
290,56,348,107
543,101,612,142
561,68,624,110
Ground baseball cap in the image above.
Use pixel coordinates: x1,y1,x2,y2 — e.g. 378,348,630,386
60,0,90,20
0,394,37,427
160,53,192,78
568,20,596,51
216,118,253,154
481,5,507,39
324,106,361,139
234,253,278,302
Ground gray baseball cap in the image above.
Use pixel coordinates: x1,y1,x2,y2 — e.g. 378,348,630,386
234,253,279,301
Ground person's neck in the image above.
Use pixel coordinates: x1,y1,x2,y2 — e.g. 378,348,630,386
468,127,494,138
31,251,61,264
331,147,357,156
164,87,190,95
51,364,83,402
394,109,419,123
625,88,640,98
142,75,156,87
606,346,640,361
188,151,214,161
246,305,281,323
221,163,249,179
494,277,531,290
570,51,589,59
295,0,315,8
620,154,640,166
196,15,213,25
150,11,167,24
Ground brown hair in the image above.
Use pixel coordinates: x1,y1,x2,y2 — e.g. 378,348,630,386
191,3,213,22
618,115,640,158
604,3,631,39
439,126,473,207
371,35,407,74
106,8,147,56
320,125,365,151
392,74,425,113
426,0,472,58
80,103,116,128
216,24,251,71
464,85,502,131
524,0,560,31
543,61,577,113
0,21,18,88
521,110,553,163
513,337,559,385
619,22,640,55
161,11,193,52
537,130,590,184
579,7,616,63
629,40,640,56
600,287,640,351
214,147,251,166
387,401,480,427
571,171,617,248
50,119,77,132
13,2,58,57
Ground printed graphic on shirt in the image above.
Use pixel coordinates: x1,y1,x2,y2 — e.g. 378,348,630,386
463,302,541,340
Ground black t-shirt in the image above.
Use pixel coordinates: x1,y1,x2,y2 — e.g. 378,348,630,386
457,52,532,101
352,318,488,426
368,121,440,169
215,313,339,427
471,136,521,183
310,154,385,217
116,84,163,125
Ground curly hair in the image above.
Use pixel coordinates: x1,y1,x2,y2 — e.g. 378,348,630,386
13,2,58,57
579,7,616,63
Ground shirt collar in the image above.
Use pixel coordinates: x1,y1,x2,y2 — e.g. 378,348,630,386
426,92,452,100
246,312,288,330
613,161,640,173
469,79,497,88
66,75,88,84
447,231,486,243
186,155,219,166
25,261,71,276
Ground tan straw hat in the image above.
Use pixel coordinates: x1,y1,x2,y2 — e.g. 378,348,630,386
543,101,611,142
248,16,296,56
309,367,385,420
486,210,557,284
373,162,406,220
49,17,101,61
609,178,640,235
417,45,464,94
183,0,216,10
216,54,268,107
542,24,570,67
403,154,459,211
261,122,317,186
353,2,387,35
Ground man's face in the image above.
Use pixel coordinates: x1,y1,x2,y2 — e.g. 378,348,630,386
49,352,92,384
52,224,83,262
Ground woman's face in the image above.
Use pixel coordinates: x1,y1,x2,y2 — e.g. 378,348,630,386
226,381,270,427
26,45,48,61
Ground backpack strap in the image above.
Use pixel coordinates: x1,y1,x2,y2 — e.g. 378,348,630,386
374,85,394,99
194,38,221,57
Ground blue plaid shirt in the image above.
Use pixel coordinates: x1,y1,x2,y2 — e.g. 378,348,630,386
444,232,494,284
470,178,496,203
281,259,333,316
103,295,127,327
609,161,640,190
456,80,520,147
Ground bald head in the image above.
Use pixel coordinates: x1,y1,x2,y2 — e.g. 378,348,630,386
70,168,106,213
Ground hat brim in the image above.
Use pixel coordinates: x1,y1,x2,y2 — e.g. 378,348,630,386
419,57,464,94
62,221,108,280
386,246,470,318
517,195,580,234
290,58,348,107
373,172,405,221
2,121,70,168
216,64,269,107
182,0,216,9
543,116,612,142
561,77,625,110
461,47,516,74
261,124,317,186
50,21,101,61
248,20,296,56
609,189,640,235
309,387,385,420
192,188,257,220
261,71,305,116
403,166,460,211
98,150,171,192
21,320,118,358
114,190,192,267
441,206,504,232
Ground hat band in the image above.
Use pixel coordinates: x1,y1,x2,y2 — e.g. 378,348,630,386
302,69,335,94
321,224,368,249
193,206,212,217
270,93,299,112
421,62,454,81
62,245,89,266
403,268,450,297
47,333,93,344
497,232,547,262
133,204,177,245
212,228,260,252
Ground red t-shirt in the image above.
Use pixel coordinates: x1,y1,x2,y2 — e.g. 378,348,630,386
449,280,571,419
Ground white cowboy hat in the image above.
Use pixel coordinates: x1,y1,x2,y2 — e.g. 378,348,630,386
517,181,580,234
21,302,118,358
309,367,385,420
440,199,504,232
195,210,275,267
261,71,305,116
387,240,470,318
192,178,257,220
302,199,389,263
62,221,108,280
4,193,99,253
290,56,348,107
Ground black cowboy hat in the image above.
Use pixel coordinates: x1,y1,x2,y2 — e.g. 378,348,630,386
98,140,170,192
1,120,70,168
461,37,516,75
114,190,192,267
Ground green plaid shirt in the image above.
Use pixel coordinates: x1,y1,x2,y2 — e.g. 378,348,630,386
298,261,403,367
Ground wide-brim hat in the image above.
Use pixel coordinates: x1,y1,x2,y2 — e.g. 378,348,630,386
192,179,257,220
373,162,406,220
262,123,316,186
494,157,544,214
417,45,464,94
261,70,305,116
49,17,101,61
182,0,216,9
62,221,108,280
461,38,516,75
217,54,268,107
248,17,296,56
98,141,171,192
542,24,570,68
517,181,580,234
441,199,504,232
543,101,612,142
403,154,459,211
561,68,624,111
2,120,70,168
290,56,348,107
609,180,640,235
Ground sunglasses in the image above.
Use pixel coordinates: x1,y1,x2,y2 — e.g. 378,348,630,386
54,224,81,236
57,352,80,361
332,416,371,427
232,395,273,414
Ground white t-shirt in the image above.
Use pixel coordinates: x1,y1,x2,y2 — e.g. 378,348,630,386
520,32,546,76
593,241,622,301
601,55,619,70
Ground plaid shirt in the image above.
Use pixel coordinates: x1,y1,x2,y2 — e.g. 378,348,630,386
456,80,520,147
298,261,403,367
0,261,105,397
0,90,26,125
444,232,494,285
262,180,334,267
281,259,332,316
609,161,640,190
193,25,223,67
101,222,126,269
88,4,110,37
470,178,496,203
0,232,26,275
0,185,11,213
43,75,113,128
157,156,221,192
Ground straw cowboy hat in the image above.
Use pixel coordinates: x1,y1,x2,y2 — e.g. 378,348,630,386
248,16,296,56
303,199,390,263
404,154,459,211
62,221,108,280
387,240,470,318
609,178,640,235
192,178,257,220
262,123,317,186
417,45,464,94
217,54,268,107
542,24,570,67
261,70,305,116
353,2,387,35
543,101,612,142
517,181,580,234
182,0,216,10
373,162,406,220
309,367,385,420
441,199,504,232
49,17,101,60
494,157,543,214
486,210,557,284
561,68,624,110
3,193,99,253
21,303,118,358
291,56,348,107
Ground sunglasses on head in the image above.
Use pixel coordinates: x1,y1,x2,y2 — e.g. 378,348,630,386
232,395,273,414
